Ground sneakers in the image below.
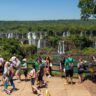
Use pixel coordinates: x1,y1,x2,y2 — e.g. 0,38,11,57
10,88,17,93
2,89,11,94
48,75,51,78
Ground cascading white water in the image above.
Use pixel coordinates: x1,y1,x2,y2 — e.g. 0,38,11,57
37,39,40,48
37,33,43,48
63,32,66,37
58,41,65,54
27,32,32,45
58,42,60,53
8,33,13,38
62,41,65,54
32,32,36,45
27,32,31,39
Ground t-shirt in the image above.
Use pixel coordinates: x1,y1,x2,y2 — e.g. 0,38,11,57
78,62,84,69
3,62,10,75
35,62,39,71
39,63,45,69
22,62,27,69
30,69,36,78
64,57,74,70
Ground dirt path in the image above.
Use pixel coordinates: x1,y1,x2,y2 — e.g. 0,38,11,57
0,76,92,96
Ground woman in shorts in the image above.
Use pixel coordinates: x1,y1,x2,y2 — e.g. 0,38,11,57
77,58,85,83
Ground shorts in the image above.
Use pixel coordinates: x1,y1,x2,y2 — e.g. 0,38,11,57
31,78,35,85
65,69,73,77
0,68,3,74
38,75,43,81
24,69,28,77
4,82,9,89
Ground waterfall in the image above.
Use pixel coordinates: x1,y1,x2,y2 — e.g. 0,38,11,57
37,33,42,48
58,42,60,53
27,32,31,39
37,39,40,48
27,32,32,45
62,41,65,54
8,33,13,38
58,41,65,54
32,32,36,45
63,32,66,37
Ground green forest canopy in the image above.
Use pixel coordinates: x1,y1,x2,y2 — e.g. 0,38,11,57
0,20,96,33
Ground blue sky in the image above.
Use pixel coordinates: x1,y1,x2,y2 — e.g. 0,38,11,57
0,0,80,21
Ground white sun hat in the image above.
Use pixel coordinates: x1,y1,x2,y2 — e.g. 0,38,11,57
10,56,17,61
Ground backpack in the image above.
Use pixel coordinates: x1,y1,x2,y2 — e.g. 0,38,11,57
68,58,74,69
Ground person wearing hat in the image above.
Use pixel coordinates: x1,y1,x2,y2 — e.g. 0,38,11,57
10,56,21,82
22,58,28,81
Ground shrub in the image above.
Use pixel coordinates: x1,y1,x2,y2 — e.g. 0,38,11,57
82,47,96,55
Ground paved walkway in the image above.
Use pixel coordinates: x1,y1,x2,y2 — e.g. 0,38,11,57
47,77,91,96
0,76,92,96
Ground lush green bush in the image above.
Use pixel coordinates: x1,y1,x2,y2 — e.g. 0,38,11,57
38,47,55,55
0,38,22,59
67,35,92,49
82,47,96,55
21,44,37,57
67,49,83,55
0,39,37,60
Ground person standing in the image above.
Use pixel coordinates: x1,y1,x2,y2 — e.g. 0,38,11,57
28,65,37,93
10,56,21,81
64,54,74,84
60,56,66,77
22,58,28,81
77,58,85,83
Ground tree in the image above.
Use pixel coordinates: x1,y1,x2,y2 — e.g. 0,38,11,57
68,35,92,49
78,0,96,20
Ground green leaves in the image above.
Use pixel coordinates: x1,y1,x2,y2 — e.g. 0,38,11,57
68,35,92,49
0,39,37,60
78,0,96,20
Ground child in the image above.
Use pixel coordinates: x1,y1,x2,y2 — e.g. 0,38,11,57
28,65,39,94
77,58,85,83
2,74,10,94
37,64,47,89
